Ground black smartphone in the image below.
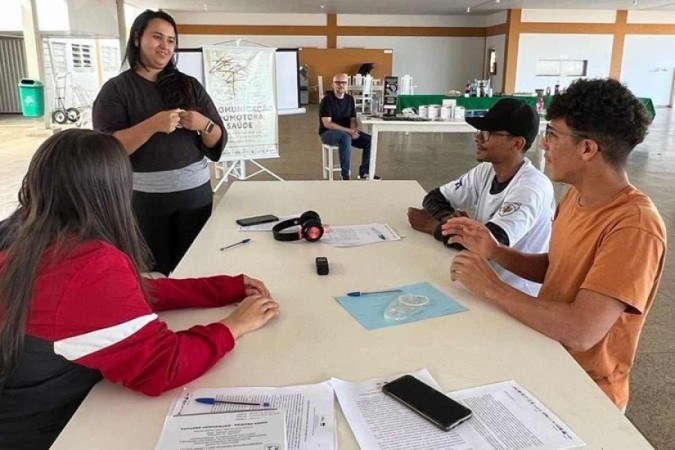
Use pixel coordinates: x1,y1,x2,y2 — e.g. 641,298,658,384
236,214,279,227
382,375,472,431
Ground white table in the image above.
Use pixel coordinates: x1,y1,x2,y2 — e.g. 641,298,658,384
52,181,651,450
359,118,546,180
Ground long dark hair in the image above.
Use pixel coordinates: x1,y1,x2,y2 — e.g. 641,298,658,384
0,129,152,379
123,9,198,110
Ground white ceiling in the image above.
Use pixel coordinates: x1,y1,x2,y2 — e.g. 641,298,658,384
126,0,675,15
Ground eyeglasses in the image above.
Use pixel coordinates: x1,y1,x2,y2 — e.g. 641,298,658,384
540,125,590,143
333,81,348,85
475,130,515,142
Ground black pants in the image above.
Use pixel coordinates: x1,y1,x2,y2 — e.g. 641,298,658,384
133,182,213,275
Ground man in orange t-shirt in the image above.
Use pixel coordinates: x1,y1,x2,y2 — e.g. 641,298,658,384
441,78,666,411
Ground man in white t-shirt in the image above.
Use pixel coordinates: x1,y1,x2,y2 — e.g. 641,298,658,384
407,98,554,295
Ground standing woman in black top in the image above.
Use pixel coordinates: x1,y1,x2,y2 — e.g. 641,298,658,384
93,10,225,275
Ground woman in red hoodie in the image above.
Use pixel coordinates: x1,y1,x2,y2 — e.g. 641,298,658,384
0,129,279,450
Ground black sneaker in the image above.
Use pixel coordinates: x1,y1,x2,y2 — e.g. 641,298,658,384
341,175,351,181
358,173,381,180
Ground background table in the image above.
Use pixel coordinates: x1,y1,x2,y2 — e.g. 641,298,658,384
52,181,652,450
396,94,657,119
359,118,547,181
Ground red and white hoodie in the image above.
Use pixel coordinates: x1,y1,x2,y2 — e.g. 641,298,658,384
0,240,246,449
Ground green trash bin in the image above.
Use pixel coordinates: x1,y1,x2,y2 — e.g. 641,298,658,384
18,79,45,117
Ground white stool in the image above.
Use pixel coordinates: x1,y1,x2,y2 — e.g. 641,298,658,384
321,143,341,180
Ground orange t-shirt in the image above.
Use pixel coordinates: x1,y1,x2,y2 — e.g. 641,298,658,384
539,185,666,409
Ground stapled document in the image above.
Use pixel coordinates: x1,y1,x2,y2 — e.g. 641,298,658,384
331,368,585,450
157,381,336,450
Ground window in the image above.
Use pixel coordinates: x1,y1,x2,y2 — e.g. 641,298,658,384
71,43,92,72
535,59,587,77
101,46,119,72
560,60,587,77
43,41,67,75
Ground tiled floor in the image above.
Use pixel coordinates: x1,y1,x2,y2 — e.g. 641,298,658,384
1,106,673,448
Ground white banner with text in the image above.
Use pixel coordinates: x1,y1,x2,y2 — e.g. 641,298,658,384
203,46,279,161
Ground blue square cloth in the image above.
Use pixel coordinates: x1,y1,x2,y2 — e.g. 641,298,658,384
336,282,467,330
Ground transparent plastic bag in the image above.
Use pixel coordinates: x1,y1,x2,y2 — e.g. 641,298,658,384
383,294,430,321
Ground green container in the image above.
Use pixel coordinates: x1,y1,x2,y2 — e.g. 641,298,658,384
18,79,45,117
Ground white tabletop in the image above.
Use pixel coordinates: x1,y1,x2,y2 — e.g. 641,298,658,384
358,118,547,179
361,117,476,132
52,181,651,450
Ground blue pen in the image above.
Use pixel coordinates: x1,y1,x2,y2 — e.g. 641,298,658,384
348,289,402,297
220,238,251,251
195,397,271,407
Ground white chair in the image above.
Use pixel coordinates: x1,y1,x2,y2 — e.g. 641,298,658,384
321,143,341,180
317,75,324,100
354,75,373,113
362,75,373,113
400,74,413,95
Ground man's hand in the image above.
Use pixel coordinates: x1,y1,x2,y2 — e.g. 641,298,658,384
178,110,210,132
450,251,503,298
442,217,500,260
350,129,360,139
407,207,439,235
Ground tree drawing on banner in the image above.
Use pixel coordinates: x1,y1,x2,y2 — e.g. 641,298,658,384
209,56,249,98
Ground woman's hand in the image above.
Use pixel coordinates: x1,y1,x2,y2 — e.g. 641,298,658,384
220,295,279,339
149,109,181,134
178,110,209,132
243,275,271,298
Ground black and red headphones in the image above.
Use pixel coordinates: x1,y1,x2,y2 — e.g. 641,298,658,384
272,211,324,242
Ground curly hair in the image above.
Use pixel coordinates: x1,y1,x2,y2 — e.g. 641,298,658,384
546,78,651,168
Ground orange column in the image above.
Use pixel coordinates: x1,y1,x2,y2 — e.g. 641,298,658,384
327,13,337,48
503,9,521,94
610,10,628,80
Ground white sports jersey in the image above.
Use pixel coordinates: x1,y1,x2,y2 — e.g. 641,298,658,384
439,158,554,295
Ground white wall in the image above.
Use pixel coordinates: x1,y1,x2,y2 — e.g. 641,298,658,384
515,34,613,94
485,12,507,27
65,0,117,37
627,11,675,24
337,14,486,27
521,9,616,23
622,35,675,106
338,36,484,94
176,12,488,94
170,12,325,26
485,34,505,94
179,35,326,49
173,11,327,49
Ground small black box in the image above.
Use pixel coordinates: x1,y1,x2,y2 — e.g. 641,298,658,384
315,257,329,275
